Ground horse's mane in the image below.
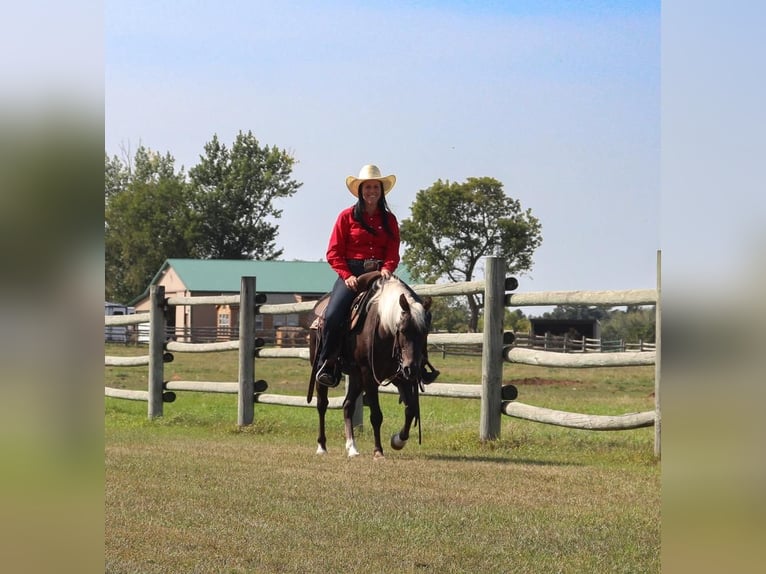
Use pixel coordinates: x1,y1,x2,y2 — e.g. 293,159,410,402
372,277,428,335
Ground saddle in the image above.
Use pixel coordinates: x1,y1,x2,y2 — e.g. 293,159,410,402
310,271,382,332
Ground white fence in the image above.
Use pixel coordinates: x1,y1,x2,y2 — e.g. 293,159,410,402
105,254,661,456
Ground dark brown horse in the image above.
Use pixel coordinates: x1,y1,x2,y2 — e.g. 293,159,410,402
307,275,432,459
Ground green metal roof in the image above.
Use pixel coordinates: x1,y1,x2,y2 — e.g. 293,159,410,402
164,258,337,293
129,258,413,305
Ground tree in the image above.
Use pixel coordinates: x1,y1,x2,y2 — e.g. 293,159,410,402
105,133,303,302
400,177,542,331
477,308,531,334
601,306,656,343
188,131,301,259
105,148,197,302
541,305,612,321
504,308,531,333
104,152,129,203
429,296,472,332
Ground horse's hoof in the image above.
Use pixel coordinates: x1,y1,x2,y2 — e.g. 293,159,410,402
316,445,327,455
373,450,385,460
390,433,407,451
346,439,360,458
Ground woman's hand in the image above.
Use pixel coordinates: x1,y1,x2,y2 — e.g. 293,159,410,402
380,268,392,279
344,276,359,291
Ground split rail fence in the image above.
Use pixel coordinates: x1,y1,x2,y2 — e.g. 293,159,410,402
105,254,661,457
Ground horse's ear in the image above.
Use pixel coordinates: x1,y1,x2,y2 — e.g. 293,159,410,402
398,292,410,313
421,296,432,311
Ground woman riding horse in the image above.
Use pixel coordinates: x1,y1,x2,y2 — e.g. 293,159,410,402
309,274,433,458
314,164,401,387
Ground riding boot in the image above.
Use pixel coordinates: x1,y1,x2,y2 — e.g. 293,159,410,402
316,328,342,387
420,348,440,384
421,360,440,384
316,359,340,387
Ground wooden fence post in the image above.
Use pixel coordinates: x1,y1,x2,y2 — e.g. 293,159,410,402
238,277,256,426
480,257,505,441
148,285,166,419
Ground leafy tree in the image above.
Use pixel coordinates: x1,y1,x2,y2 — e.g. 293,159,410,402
505,308,531,333
429,296,472,332
105,148,196,302
400,177,542,331
104,152,129,202
105,133,303,302
476,308,531,333
601,306,656,343
188,131,301,259
541,305,612,321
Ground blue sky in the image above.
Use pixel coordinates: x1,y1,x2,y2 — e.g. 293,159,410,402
106,1,661,302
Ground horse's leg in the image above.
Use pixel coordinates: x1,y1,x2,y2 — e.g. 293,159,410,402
342,375,363,458
365,386,385,460
391,384,419,451
316,383,329,454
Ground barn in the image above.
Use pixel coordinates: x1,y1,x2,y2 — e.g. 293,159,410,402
529,318,601,339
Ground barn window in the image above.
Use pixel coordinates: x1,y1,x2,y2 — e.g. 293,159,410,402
273,314,299,327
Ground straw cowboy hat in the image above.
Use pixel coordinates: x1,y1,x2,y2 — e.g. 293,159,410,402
345,164,396,197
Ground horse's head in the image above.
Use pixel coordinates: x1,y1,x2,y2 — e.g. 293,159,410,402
375,278,432,383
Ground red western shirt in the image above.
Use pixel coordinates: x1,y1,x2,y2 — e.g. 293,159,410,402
326,206,400,280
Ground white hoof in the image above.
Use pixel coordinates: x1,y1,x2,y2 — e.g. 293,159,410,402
316,445,327,455
390,433,407,451
346,439,360,458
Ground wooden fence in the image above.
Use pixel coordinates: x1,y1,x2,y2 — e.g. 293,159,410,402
105,254,661,457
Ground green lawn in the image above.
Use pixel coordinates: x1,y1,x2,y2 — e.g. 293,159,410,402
105,345,659,573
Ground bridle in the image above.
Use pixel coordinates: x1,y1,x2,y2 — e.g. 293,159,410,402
368,311,424,388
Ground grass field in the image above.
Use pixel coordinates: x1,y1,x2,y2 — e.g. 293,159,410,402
105,344,660,573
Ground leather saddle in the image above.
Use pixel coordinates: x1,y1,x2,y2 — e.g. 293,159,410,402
310,271,382,333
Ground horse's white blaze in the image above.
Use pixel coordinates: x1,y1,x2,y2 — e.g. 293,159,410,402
346,438,360,458
374,278,427,335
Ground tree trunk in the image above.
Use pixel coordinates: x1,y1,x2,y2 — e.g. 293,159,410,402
467,293,480,332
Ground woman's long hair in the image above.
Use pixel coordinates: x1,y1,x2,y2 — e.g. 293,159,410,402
352,188,395,236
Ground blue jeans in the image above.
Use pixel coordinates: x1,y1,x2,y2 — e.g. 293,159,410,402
317,260,368,363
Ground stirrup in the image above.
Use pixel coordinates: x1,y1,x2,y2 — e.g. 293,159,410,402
316,361,340,388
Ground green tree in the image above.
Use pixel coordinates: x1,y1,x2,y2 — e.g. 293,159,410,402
542,305,612,321
400,177,542,331
429,296,471,332
104,151,129,203
601,306,656,344
188,131,301,259
505,308,531,333
105,148,196,302
476,308,531,333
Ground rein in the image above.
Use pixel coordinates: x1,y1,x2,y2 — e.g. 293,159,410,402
368,313,403,387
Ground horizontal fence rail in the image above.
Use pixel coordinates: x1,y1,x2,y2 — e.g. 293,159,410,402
501,402,655,430
505,289,657,307
505,347,656,368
